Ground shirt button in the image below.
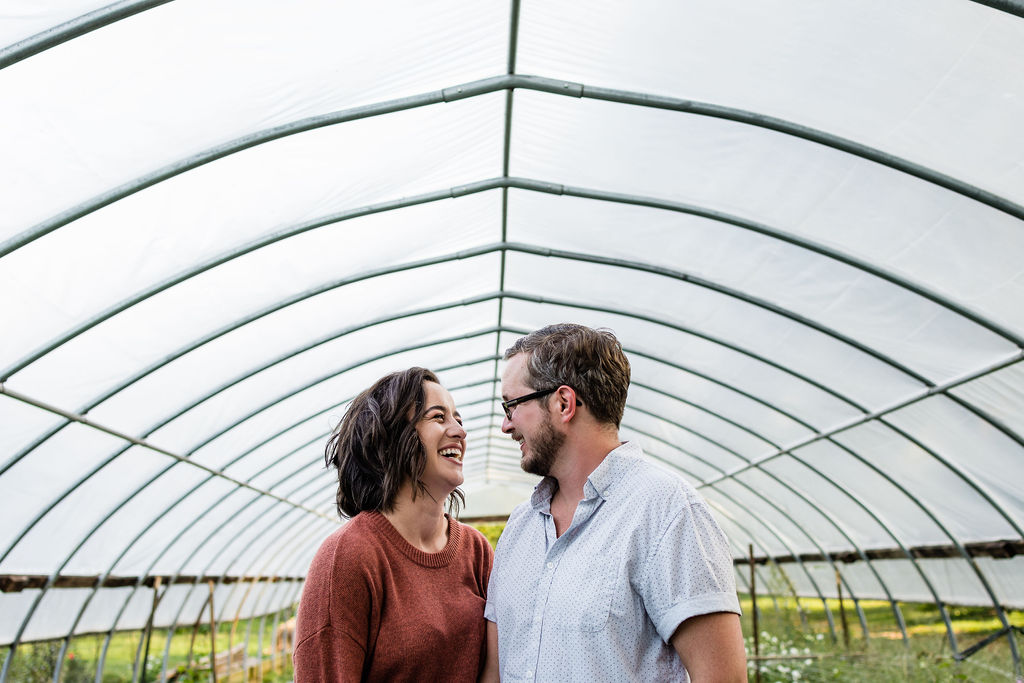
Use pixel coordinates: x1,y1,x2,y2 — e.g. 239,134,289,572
603,490,609,496
526,670,534,678
546,561,554,569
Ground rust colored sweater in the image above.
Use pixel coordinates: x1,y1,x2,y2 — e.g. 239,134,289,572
293,511,493,682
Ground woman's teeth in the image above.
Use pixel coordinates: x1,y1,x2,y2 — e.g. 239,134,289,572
439,448,462,461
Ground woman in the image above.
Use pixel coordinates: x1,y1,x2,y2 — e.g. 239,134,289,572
293,367,494,682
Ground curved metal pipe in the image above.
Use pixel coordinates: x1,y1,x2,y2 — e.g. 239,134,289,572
0,0,173,70
6,72,1024,259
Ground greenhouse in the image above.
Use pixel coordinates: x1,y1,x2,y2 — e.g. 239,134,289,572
2,0,1023,681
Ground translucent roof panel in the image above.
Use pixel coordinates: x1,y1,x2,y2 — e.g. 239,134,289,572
1,2,1023,677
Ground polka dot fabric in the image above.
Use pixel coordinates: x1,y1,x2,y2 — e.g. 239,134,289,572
484,441,741,682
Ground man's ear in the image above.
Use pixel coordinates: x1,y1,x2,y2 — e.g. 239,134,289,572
554,386,578,423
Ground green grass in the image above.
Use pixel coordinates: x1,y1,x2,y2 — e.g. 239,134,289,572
1,613,296,683
741,595,1023,681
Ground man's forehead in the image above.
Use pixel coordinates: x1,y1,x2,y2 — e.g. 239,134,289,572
500,354,529,391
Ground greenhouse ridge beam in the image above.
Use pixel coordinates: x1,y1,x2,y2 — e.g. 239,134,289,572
6,73,1024,261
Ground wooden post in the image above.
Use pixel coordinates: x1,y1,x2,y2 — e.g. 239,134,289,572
140,576,162,683
750,544,761,683
187,591,210,669
836,569,850,650
209,580,218,683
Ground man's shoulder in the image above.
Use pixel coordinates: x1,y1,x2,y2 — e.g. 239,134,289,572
623,455,701,508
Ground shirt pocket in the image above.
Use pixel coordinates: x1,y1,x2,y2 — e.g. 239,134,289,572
551,547,621,632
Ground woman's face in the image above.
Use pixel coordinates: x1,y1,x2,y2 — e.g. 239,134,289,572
414,381,467,494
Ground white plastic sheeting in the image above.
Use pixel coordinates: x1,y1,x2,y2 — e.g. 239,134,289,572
2,0,1023,675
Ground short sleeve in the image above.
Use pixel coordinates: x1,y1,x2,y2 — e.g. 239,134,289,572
638,498,741,643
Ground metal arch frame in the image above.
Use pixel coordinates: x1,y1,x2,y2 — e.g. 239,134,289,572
2,197,1024,667
3,4,1022,673
7,172,1019,388
5,69,1024,261
9,317,1024,638
0,0,175,70
875,418,1024,540
3,238,941,403
8,309,1024,581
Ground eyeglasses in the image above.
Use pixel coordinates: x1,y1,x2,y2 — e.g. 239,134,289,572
501,387,581,420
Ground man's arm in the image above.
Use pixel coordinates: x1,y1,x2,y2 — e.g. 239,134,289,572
670,612,748,683
478,620,500,683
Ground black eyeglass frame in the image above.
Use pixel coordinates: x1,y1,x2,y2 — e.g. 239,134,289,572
500,386,581,420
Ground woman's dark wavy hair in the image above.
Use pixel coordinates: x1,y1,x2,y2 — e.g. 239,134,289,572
325,367,464,519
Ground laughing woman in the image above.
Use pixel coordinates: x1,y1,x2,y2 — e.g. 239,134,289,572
293,367,493,683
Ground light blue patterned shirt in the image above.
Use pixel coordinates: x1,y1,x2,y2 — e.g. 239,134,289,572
484,441,740,682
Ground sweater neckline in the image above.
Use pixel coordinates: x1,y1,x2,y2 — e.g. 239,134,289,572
365,511,462,567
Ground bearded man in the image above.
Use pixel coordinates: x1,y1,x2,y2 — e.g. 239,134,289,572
480,323,747,683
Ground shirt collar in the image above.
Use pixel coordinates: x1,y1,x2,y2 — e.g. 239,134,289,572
529,440,640,510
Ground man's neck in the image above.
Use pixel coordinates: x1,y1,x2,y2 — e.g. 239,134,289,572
548,430,622,535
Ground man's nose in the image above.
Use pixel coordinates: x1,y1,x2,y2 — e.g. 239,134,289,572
501,413,514,434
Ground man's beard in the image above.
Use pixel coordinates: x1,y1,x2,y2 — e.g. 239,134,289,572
521,412,565,477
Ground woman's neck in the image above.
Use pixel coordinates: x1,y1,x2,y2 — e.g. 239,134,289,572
383,481,450,553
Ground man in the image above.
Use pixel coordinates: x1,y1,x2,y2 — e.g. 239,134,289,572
483,324,747,682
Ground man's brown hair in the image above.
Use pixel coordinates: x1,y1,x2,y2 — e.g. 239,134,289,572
504,323,630,427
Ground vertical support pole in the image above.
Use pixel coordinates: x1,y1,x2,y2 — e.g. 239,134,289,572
836,569,849,650
208,581,218,683
187,591,209,669
139,576,162,683
750,544,761,683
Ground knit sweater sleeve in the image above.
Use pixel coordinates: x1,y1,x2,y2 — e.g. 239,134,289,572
294,523,380,682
